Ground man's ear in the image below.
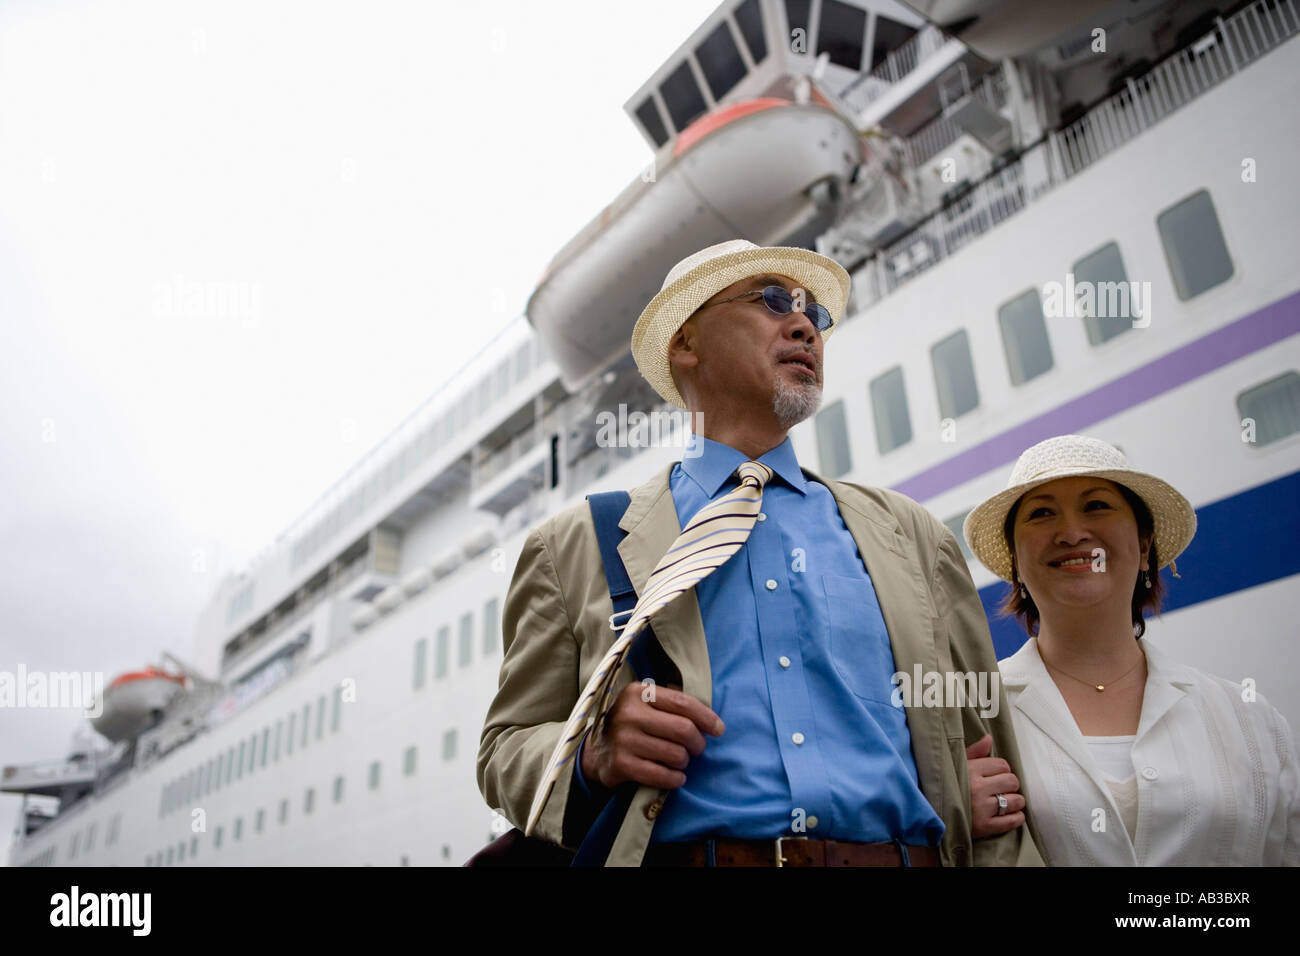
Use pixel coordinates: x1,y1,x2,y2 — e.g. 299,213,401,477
667,323,699,373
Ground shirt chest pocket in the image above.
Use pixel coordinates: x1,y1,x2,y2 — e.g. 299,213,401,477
821,573,898,704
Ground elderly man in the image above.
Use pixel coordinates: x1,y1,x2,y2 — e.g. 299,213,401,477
477,240,1039,866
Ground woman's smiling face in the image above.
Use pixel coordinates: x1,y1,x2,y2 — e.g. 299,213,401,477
1010,476,1152,616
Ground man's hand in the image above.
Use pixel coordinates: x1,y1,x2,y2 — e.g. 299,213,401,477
581,683,725,791
967,733,1025,838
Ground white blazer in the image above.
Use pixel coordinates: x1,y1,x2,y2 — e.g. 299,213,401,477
999,636,1299,866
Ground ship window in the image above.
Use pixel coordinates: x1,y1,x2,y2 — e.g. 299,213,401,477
870,16,920,70
334,776,345,803
315,695,326,739
1157,189,1234,300
404,745,418,776
331,684,342,733
256,809,265,833
635,97,669,149
696,21,747,101
1238,372,1300,446
279,799,288,824
248,733,257,773
784,0,811,50
932,329,980,420
369,761,381,790
482,598,500,656
998,289,1054,385
237,741,246,779
274,720,283,761
818,0,868,69
1074,242,1136,345
735,0,767,64
442,728,458,762
943,513,974,560
225,745,236,784
413,637,428,690
234,817,243,841
214,826,223,849
177,840,184,862
436,625,450,678
260,727,269,768
189,836,198,858
85,822,96,852
305,787,315,814
458,612,474,668
301,702,310,749
287,714,295,756
815,399,852,478
870,366,913,453
70,832,79,859
212,754,222,792
660,59,708,132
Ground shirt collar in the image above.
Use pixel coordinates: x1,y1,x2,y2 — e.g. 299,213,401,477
680,435,808,498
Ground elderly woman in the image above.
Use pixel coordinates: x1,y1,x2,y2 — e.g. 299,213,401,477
962,435,1298,865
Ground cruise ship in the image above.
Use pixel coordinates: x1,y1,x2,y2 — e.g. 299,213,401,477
6,0,1298,867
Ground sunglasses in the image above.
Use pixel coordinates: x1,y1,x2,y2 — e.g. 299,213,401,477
698,285,833,332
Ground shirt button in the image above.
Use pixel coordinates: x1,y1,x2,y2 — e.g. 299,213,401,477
757,513,767,521
644,799,664,820
1141,767,1159,781
778,656,791,669
806,815,819,829
792,732,805,745
765,579,778,591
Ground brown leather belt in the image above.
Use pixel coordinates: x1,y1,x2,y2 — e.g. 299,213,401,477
642,836,940,867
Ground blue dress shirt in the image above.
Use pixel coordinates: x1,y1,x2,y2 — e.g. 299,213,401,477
575,435,944,846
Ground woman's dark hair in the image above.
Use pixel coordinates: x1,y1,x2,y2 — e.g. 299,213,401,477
1000,480,1164,638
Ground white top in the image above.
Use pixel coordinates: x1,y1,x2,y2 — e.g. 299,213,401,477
1084,735,1136,783
999,637,1300,866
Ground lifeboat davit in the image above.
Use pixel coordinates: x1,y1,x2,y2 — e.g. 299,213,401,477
90,667,186,743
527,96,862,394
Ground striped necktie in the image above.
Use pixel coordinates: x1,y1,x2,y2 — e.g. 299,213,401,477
525,459,775,835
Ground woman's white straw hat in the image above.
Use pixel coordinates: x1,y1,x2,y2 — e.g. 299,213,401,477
962,435,1197,583
631,239,851,409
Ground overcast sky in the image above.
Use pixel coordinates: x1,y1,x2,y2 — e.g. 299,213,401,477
0,0,715,863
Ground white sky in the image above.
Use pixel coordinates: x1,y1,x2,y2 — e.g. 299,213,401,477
0,0,716,863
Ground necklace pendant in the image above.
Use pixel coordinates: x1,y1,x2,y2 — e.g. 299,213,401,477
1095,684,1105,692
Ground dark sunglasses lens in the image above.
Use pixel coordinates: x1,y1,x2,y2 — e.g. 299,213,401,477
762,286,793,314
808,303,832,331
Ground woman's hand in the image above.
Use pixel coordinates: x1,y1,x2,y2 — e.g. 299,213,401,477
967,733,1026,838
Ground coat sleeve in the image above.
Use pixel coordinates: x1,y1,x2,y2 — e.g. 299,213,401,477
476,526,611,848
930,524,1044,867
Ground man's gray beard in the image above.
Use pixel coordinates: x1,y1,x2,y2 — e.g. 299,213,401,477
772,372,822,429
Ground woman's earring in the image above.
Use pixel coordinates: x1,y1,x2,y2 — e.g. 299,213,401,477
1143,571,1152,589
1018,578,1028,599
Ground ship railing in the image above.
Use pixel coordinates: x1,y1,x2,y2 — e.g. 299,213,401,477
838,24,948,110
1050,0,1298,180
850,0,1297,312
473,426,540,487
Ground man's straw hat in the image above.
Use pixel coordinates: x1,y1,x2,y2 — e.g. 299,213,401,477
962,435,1197,582
631,239,851,409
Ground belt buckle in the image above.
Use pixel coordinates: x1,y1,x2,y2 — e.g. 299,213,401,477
774,835,807,867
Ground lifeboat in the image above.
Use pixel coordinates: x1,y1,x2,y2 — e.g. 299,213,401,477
90,667,186,743
527,96,862,394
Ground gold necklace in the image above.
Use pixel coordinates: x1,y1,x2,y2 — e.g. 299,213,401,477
1040,646,1145,693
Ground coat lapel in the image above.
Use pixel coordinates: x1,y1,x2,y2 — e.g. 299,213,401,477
616,463,714,707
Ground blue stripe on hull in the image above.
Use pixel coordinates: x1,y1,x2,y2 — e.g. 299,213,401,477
979,469,1300,658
